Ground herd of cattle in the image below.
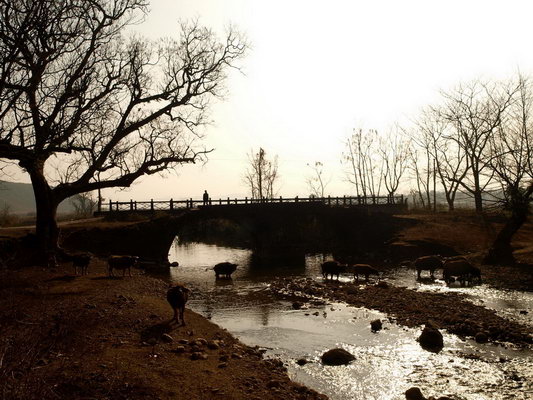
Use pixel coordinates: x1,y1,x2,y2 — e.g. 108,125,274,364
59,252,481,327
321,255,482,286
64,251,481,287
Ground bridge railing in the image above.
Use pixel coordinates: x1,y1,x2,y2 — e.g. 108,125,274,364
101,195,406,213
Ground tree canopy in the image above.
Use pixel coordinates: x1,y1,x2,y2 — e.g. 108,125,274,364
0,0,247,253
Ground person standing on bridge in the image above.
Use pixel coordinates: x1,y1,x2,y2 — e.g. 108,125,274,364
203,190,209,206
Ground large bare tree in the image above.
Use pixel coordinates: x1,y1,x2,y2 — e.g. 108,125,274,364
484,74,533,264
243,147,279,200
438,80,515,212
0,0,247,255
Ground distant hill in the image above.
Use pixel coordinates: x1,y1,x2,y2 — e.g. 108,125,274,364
0,181,75,214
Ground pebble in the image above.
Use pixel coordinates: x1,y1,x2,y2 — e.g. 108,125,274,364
161,333,173,343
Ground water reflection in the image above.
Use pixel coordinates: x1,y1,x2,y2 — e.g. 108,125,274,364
166,241,533,400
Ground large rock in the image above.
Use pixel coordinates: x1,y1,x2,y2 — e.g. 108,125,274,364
370,319,383,332
321,348,355,366
405,387,426,400
418,323,443,352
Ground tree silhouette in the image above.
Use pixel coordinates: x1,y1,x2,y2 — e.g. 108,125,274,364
243,148,279,200
0,0,247,255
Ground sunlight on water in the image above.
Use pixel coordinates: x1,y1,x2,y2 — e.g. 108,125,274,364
386,266,533,327
167,241,533,400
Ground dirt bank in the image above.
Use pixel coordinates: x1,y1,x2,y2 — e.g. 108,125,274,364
270,278,532,347
0,261,327,400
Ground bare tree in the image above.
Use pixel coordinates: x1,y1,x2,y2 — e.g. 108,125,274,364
70,192,98,219
343,128,383,199
484,74,533,264
243,148,279,200
414,107,468,211
306,161,329,198
406,132,434,211
438,80,515,212
0,0,247,255
379,128,409,202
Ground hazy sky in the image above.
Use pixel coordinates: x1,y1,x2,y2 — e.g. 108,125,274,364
8,0,533,202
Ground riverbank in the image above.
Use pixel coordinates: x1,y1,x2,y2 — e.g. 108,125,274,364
0,261,327,400
270,277,532,347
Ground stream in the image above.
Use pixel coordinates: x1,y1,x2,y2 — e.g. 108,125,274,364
165,241,532,400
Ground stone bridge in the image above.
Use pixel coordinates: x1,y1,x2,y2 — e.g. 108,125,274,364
64,199,409,268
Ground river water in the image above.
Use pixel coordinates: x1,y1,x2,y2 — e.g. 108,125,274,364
166,241,532,400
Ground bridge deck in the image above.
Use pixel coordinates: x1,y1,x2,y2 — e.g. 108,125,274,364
97,195,406,214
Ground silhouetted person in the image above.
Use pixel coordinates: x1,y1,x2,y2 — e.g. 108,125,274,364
203,190,209,206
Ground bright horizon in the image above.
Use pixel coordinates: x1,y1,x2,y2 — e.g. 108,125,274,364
4,0,533,202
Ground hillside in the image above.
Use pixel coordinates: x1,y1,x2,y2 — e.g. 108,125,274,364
0,181,75,214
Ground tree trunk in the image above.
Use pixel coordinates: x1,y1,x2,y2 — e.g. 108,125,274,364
27,163,60,260
484,207,527,265
473,190,483,213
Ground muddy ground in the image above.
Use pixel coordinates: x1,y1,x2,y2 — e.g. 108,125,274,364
0,261,327,400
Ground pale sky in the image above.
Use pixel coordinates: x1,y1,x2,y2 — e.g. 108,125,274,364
8,0,533,202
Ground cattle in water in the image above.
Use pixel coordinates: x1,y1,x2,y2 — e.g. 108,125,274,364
413,255,443,279
321,261,345,280
108,255,139,277
346,264,380,282
213,262,238,279
167,284,190,326
443,259,481,286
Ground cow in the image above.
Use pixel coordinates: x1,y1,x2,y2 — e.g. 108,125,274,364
442,259,481,286
71,253,92,275
345,264,380,282
213,262,238,279
321,261,345,280
108,255,139,277
413,255,443,279
167,284,190,326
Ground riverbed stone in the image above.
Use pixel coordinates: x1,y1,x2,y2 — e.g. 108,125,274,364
370,319,383,332
405,387,426,400
321,348,355,366
418,323,443,352
475,332,488,343
161,333,173,343
292,301,304,310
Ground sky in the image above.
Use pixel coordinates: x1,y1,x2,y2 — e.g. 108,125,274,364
6,0,533,202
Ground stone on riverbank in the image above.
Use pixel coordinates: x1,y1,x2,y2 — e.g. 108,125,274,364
418,322,443,352
370,319,383,332
321,348,355,366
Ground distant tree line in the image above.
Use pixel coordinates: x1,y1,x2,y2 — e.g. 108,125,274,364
335,73,533,264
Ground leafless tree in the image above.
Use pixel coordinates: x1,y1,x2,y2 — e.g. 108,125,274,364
438,80,515,212
243,148,279,200
343,128,383,199
379,127,409,202
414,107,468,211
70,192,98,219
306,161,329,198
0,0,247,255
484,74,533,264
406,128,434,210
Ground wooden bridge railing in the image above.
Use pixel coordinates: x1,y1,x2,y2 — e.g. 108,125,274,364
100,195,406,213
